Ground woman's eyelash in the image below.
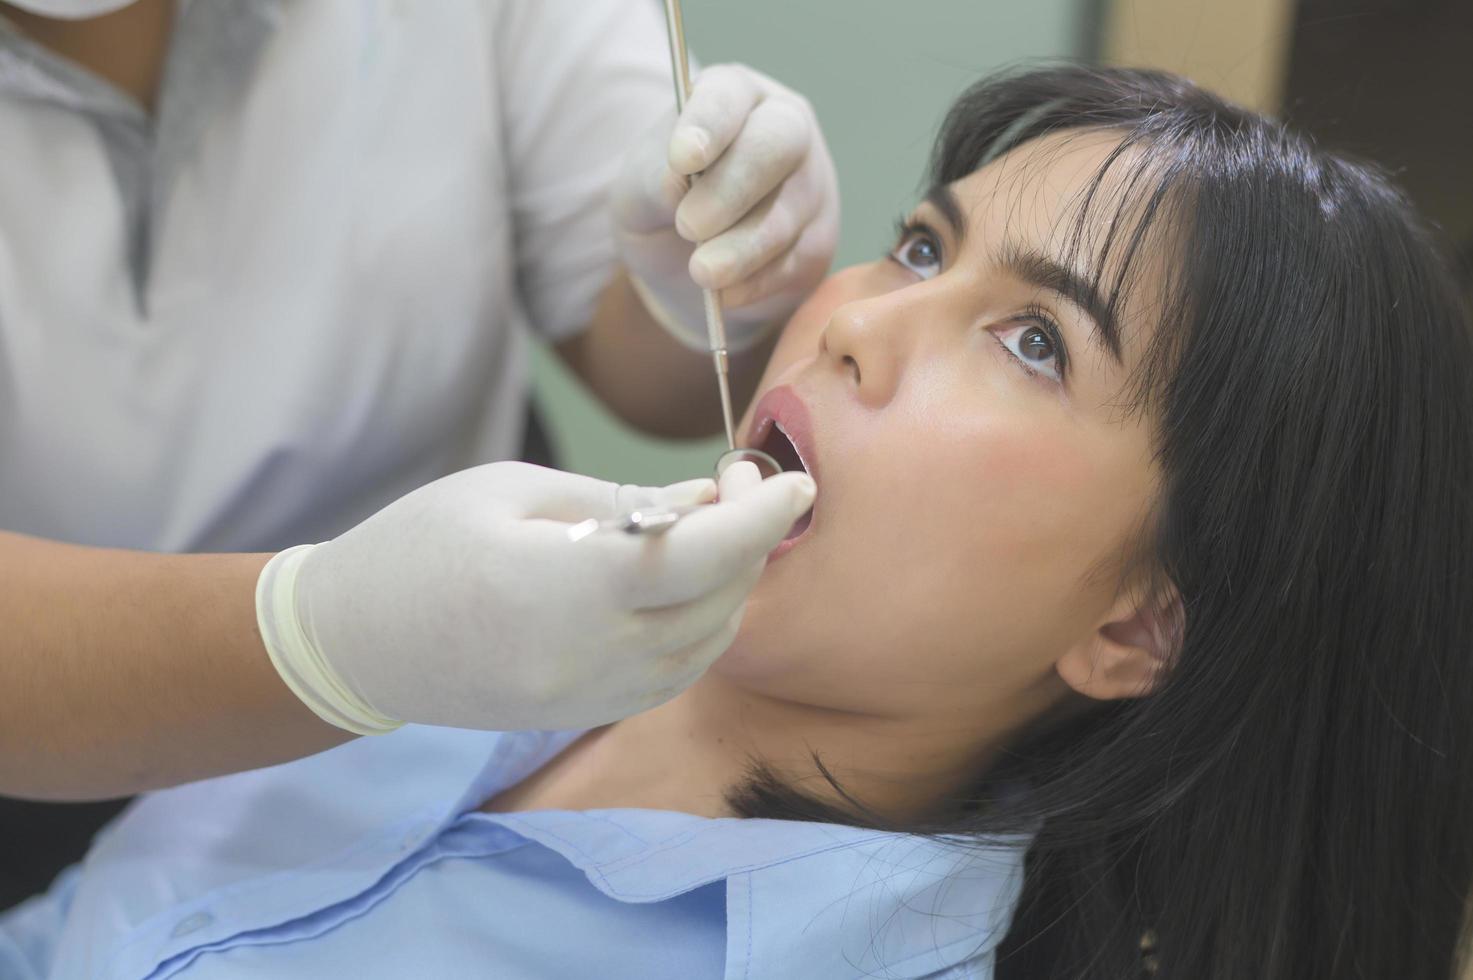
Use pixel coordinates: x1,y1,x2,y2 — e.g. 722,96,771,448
1007,304,1070,380
889,216,913,248
888,217,937,254
886,217,947,283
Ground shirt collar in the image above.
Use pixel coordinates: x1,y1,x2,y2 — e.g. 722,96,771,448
473,738,1030,978
91,728,1027,979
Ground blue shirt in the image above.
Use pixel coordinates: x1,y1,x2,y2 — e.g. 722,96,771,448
0,727,1030,979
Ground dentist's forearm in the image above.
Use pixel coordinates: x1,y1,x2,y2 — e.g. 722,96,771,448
0,530,349,801
557,269,775,440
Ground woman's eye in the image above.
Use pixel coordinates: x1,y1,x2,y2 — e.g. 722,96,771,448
890,226,942,280
994,317,1065,383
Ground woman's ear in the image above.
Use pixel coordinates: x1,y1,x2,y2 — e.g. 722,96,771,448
1056,583,1183,702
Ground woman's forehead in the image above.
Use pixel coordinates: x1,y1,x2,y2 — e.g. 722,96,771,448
946,129,1147,250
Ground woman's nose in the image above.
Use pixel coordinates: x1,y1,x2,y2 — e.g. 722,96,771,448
818,293,908,407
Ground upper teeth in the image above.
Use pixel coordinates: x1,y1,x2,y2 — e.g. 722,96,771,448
774,421,810,475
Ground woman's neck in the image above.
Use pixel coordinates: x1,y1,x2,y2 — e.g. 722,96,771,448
483,670,1040,824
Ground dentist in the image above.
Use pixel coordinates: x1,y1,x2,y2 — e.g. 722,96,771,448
0,0,835,802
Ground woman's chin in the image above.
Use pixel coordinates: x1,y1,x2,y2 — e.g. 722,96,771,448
711,589,815,688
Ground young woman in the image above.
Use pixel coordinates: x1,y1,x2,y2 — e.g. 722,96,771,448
718,65,1473,979
3,65,1469,980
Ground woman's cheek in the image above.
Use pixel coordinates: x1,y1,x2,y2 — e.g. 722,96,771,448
866,411,1087,592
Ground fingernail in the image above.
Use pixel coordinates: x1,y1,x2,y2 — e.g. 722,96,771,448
689,251,721,288
717,460,761,501
671,126,710,168
675,209,700,243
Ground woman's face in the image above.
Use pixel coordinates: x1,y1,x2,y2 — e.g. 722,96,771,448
717,130,1170,732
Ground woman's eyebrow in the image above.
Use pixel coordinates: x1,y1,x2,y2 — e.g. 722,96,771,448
924,184,969,243
922,184,1122,363
1000,242,1123,363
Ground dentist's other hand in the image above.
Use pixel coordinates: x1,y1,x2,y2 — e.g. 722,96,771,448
255,461,815,734
614,63,840,352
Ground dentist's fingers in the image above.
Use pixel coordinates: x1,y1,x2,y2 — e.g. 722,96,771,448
688,171,821,292
615,63,837,355
630,559,761,658
617,478,719,513
622,605,748,716
717,216,839,314
521,468,715,523
668,64,764,176
675,95,812,244
651,610,748,694
617,470,816,609
717,459,763,501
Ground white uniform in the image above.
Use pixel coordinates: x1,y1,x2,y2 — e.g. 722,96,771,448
0,0,670,552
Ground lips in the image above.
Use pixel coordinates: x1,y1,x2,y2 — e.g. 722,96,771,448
744,386,819,553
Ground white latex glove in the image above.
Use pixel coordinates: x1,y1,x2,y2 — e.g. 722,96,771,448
613,63,840,352
255,461,814,734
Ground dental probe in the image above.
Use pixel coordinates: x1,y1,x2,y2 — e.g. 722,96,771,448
661,0,784,489
661,0,738,452
566,504,703,543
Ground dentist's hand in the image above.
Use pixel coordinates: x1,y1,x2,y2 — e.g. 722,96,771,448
614,63,840,352
255,461,814,734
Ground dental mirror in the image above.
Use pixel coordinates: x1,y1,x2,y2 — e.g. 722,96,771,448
715,447,783,480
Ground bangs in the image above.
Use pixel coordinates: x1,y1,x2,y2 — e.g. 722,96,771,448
928,80,1213,422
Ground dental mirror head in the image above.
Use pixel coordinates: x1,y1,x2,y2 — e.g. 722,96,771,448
715,447,783,480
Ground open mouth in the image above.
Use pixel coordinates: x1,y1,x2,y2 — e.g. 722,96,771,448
755,421,814,540
745,386,819,547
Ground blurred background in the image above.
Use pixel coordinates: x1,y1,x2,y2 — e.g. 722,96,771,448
531,0,1473,487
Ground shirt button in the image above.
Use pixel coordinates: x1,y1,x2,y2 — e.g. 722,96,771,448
171,911,214,938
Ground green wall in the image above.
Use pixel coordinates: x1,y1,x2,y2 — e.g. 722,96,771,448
532,0,1086,485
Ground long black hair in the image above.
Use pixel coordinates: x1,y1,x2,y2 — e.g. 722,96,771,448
728,65,1473,979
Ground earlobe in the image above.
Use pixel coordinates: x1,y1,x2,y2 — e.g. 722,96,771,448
1056,586,1183,702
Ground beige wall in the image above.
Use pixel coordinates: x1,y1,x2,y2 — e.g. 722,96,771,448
1098,0,1296,113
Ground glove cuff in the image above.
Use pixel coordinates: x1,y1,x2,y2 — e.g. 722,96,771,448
255,544,403,736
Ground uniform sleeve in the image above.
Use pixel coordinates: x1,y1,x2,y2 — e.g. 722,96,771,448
0,864,81,980
493,0,674,343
